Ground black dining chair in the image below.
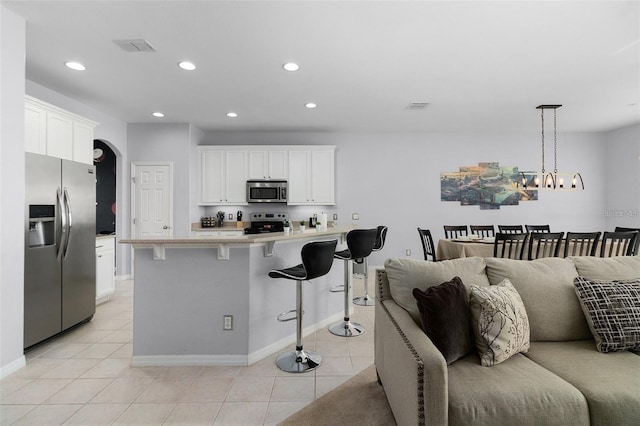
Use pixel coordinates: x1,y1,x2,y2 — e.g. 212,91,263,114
564,232,601,257
418,228,437,262
600,231,638,257
526,232,564,260
470,225,495,238
443,225,468,239
614,227,640,255
494,232,528,259
525,224,551,233
498,225,524,234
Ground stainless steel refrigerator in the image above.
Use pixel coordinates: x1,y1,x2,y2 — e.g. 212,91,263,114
24,153,96,349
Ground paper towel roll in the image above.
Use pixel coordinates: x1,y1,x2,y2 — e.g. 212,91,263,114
318,213,327,232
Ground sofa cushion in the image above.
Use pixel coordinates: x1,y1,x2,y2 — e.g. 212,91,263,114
412,276,473,365
574,277,640,352
469,279,530,366
484,257,591,341
448,352,589,426
384,257,490,325
569,255,640,280
525,340,640,426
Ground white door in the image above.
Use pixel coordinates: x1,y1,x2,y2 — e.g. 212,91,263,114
132,163,173,237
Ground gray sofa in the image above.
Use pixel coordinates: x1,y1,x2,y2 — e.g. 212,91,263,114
374,255,640,426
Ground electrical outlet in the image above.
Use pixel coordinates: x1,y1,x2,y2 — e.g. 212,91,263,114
352,213,359,220
228,213,233,220
223,315,233,330
406,249,412,256
333,213,338,220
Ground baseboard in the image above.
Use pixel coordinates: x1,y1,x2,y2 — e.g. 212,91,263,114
131,354,247,367
0,356,26,379
115,274,132,281
247,310,345,365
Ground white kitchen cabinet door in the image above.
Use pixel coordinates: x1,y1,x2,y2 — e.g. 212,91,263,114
287,148,335,205
24,101,47,155
287,150,311,204
96,237,115,304
248,148,288,179
200,148,225,204
73,120,95,165
46,111,74,160
224,149,249,204
310,149,335,205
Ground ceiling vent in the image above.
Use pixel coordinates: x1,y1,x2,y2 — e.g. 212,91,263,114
407,102,430,110
113,39,156,52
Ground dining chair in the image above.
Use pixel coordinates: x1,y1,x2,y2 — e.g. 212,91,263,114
525,224,551,233
443,225,468,239
493,232,528,259
614,227,640,255
470,225,495,238
563,232,601,257
525,232,564,260
600,231,638,257
498,225,524,234
417,228,437,262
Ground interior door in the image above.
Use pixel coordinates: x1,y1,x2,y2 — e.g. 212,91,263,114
132,163,173,237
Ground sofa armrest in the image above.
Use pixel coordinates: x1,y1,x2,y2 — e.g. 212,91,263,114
375,295,448,426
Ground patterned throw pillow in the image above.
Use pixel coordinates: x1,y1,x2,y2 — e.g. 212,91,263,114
574,277,640,353
412,276,473,365
469,278,530,366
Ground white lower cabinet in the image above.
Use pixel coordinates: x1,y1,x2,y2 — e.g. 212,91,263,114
96,236,115,304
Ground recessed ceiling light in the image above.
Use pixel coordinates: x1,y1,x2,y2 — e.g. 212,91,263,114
152,112,165,118
226,112,238,118
305,102,317,109
283,62,299,72
178,61,196,71
65,61,86,71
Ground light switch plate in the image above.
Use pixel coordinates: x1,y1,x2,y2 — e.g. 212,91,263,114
352,213,359,220
223,315,233,330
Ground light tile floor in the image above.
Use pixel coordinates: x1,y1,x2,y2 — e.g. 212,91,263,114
1,274,376,425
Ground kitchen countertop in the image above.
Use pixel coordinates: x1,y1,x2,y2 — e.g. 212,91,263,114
120,224,354,260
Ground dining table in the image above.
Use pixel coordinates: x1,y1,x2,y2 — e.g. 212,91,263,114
437,237,495,260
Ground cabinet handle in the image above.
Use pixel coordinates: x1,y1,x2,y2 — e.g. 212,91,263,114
98,255,102,258
96,245,104,248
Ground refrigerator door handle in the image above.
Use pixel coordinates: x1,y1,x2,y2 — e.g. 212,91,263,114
57,188,67,261
62,188,73,259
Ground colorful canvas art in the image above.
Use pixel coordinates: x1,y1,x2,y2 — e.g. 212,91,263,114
441,162,537,210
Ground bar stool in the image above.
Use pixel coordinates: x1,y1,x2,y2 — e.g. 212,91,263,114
353,225,388,306
268,239,337,373
329,228,377,337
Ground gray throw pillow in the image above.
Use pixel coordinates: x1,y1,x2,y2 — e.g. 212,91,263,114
412,276,473,365
574,277,640,353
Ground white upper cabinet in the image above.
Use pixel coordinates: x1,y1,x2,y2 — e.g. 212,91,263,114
24,96,98,165
199,147,248,205
199,145,334,206
287,147,335,205
248,148,288,179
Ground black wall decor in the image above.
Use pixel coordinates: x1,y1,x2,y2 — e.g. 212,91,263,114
94,140,116,234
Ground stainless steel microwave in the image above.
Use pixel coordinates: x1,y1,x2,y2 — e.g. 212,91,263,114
246,180,287,203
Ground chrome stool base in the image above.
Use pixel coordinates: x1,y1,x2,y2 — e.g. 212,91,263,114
276,349,322,373
329,320,365,337
353,295,375,306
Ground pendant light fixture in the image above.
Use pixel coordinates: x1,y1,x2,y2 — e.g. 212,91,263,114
518,105,584,191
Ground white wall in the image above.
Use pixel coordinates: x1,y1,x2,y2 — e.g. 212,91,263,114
24,81,131,277
0,5,26,377
200,130,608,266
603,123,640,230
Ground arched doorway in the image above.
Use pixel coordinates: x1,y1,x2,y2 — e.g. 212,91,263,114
94,140,117,234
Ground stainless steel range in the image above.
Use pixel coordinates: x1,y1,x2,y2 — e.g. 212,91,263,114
244,212,289,234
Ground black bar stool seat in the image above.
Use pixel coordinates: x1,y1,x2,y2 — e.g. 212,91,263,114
269,239,337,373
353,225,387,306
328,228,377,337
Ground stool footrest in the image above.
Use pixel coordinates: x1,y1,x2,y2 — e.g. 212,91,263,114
277,309,303,322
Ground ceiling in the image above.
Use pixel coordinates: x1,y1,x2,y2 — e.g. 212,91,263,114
3,0,639,133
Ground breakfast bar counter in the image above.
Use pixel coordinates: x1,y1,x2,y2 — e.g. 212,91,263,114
120,225,354,367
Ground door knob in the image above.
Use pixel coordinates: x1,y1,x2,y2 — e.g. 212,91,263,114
163,225,168,229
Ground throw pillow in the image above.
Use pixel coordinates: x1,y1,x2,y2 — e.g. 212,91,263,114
469,278,530,366
412,276,473,365
574,277,640,353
